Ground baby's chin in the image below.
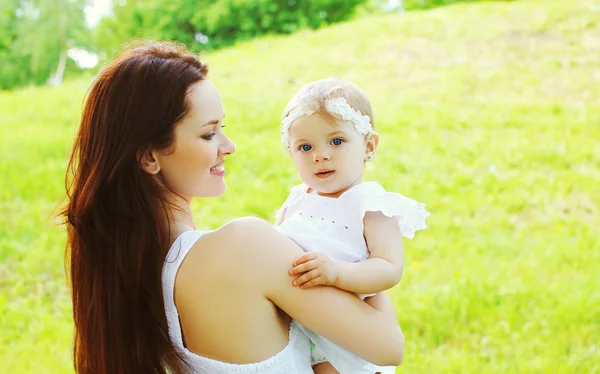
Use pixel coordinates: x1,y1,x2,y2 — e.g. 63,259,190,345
306,181,352,197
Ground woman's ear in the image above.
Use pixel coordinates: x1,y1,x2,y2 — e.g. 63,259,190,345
137,147,161,175
364,132,379,162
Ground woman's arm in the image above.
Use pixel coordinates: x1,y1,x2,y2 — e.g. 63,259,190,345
218,217,404,366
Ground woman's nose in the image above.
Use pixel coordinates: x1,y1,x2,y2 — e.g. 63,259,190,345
220,134,236,156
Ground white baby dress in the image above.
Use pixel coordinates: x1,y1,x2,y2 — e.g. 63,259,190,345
275,181,430,374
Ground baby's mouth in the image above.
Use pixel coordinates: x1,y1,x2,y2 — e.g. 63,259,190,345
315,170,335,179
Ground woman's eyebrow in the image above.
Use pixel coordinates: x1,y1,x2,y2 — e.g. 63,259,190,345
202,119,220,127
202,114,225,127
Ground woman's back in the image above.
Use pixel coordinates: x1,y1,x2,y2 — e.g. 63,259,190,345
163,228,313,373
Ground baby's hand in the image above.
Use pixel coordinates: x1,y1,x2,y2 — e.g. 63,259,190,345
289,252,339,289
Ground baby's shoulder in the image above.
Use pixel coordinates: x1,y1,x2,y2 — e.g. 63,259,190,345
343,181,431,239
339,181,387,201
280,184,309,204
289,183,309,197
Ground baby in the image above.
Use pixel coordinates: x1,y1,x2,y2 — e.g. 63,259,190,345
275,78,430,374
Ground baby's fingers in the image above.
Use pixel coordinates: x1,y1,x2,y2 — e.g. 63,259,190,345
292,269,319,287
292,252,317,267
300,276,324,289
289,260,317,276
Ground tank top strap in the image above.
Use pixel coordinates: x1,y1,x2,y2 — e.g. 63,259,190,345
162,230,208,349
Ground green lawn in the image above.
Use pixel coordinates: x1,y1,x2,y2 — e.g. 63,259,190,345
1,0,599,372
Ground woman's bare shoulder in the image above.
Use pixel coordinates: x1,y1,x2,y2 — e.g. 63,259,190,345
217,216,277,237
182,217,303,282
206,216,290,249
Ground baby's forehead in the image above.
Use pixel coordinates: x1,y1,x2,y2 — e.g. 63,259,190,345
290,112,352,131
289,113,355,135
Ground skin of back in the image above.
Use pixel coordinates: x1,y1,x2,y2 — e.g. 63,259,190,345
175,217,405,366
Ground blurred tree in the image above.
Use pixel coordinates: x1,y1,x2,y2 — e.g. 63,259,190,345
94,0,367,58
94,0,212,58
0,0,25,89
1,0,367,89
0,0,92,89
402,0,504,10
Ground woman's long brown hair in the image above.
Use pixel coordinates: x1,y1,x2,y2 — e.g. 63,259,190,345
62,41,208,373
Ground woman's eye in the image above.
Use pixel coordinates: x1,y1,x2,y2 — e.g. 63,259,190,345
300,144,312,152
331,138,344,146
202,133,216,140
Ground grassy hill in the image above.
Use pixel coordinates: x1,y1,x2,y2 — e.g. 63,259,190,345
1,0,598,372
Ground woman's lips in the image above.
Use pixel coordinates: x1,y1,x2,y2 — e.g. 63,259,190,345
315,170,335,179
210,162,225,176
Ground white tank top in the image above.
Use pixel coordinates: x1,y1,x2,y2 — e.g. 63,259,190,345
162,230,314,373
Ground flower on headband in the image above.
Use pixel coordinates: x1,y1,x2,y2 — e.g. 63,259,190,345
324,97,373,135
280,97,373,145
281,102,316,145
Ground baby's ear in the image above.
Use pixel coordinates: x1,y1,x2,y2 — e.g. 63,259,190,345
137,147,161,175
364,132,379,162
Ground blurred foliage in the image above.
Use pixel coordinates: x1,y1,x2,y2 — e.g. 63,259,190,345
402,0,514,10
0,0,519,90
95,0,368,56
0,0,367,89
0,0,91,90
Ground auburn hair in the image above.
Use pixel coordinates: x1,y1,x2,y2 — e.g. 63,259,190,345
62,41,208,373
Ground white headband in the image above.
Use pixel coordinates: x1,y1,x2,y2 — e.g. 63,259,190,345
281,97,374,145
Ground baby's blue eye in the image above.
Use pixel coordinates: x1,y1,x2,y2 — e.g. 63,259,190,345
331,138,344,146
300,144,312,152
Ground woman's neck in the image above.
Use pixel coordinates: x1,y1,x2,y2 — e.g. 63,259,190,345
166,194,196,238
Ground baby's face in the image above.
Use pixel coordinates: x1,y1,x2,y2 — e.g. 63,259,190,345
288,113,370,198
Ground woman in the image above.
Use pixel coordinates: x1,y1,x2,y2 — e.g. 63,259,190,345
63,41,404,373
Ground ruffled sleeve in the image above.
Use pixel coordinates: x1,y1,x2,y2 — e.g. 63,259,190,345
356,182,431,239
274,184,306,220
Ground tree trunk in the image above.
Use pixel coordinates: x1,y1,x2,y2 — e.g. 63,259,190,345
49,48,67,87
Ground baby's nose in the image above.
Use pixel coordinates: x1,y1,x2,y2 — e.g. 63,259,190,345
313,152,331,163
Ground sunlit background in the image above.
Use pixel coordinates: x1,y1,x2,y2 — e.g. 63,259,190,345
1,0,599,372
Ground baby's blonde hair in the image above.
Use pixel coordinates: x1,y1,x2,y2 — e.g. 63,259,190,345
282,78,375,129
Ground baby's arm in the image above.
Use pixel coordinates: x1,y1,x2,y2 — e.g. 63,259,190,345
289,211,404,294
334,211,404,294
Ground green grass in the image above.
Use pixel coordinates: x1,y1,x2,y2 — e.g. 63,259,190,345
1,0,599,372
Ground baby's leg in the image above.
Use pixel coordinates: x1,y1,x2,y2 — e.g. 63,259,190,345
313,362,339,374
